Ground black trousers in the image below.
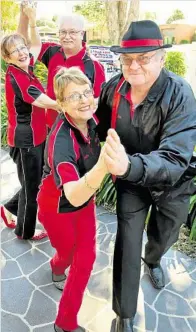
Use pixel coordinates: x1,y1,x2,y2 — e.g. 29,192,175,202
113,180,193,319
4,142,45,239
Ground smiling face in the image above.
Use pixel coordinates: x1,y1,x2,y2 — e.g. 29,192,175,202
6,41,30,71
1,34,30,72
62,82,95,124
120,50,165,87
58,15,84,53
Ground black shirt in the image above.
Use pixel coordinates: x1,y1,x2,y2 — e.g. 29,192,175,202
37,113,100,213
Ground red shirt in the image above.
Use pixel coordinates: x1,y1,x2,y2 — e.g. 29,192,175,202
37,113,100,213
38,42,106,128
5,55,47,148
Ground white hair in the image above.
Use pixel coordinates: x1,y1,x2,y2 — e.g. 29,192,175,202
58,14,85,30
157,49,166,56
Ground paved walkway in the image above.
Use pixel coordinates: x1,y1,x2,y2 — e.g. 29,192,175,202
1,149,196,332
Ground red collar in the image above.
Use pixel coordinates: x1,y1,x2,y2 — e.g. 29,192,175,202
63,112,98,143
7,64,33,78
125,88,132,103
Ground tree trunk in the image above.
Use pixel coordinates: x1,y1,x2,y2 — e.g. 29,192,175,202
118,1,128,41
122,0,140,38
105,0,120,44
105,0,140,44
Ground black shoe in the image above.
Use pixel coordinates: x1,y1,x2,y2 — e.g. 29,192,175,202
144,261,165,289
115,316,134,332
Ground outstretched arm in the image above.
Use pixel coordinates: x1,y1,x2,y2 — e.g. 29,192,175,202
17,1,30,47
22,1,41,62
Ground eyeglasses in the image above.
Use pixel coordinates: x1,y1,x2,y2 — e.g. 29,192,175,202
59,30,82,37
64,89,93,103
120,53,157,66
9,45,28,56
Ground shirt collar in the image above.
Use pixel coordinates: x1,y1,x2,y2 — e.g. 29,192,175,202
62,112,98,142
7,63,33,77
58,41,87,60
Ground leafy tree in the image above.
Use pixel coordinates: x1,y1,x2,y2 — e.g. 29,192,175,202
37,19,56,28
144,11,157,21
52,15,58,22
74,0,140,44
1,0,19,32
74,1,105,24
74,1,106,44
166,9,185,24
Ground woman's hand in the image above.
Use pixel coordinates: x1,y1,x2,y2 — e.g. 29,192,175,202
96,144,109,174
20,1,29,18
104,129,129,176
22,1,37,22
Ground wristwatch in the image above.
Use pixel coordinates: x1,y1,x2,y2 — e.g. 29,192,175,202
117,160,131,179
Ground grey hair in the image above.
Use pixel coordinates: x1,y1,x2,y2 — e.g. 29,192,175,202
156,49,166,56
58,14,85,30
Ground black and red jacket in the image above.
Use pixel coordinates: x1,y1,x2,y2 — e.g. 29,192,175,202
37,113,100,213
5,55,47,148
38,42,106,128
96,69,196,201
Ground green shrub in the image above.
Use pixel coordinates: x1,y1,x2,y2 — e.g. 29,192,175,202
34,61,48,86
190,217,196,241
96,174,116,211
1,92,8,147
180,39,189,44
1,58,7,71
191,33,196,42
1,58,7,84
165,51,186,77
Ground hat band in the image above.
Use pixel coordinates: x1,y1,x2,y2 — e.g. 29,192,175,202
121,39,163,47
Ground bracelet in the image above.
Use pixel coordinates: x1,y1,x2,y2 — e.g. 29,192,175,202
84,173,99,191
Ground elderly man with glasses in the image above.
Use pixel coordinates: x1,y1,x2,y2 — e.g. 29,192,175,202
18,1,105,129
96,20,196,332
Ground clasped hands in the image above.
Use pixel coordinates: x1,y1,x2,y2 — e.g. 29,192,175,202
20,0,37,19
99,129,129,176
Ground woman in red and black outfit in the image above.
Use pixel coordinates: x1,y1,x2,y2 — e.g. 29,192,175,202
1,31,59,240
37,67,108,332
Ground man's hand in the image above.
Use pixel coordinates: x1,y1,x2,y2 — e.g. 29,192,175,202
104,129,129,176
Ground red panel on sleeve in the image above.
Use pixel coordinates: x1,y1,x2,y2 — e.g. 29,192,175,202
57,162,80,188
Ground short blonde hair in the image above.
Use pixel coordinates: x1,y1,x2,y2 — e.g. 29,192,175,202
54,67,91,106
1,33,27,60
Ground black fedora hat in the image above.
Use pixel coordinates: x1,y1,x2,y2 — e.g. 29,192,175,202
110,20,172,54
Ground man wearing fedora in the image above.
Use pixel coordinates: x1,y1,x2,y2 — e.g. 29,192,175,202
96,20,196,332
